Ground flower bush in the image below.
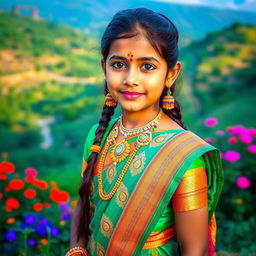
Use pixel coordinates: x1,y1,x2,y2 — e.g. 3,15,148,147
0,155,77,255
1,120,256,254
204,121,256,254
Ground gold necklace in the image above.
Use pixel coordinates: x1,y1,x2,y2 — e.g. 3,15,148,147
119,109,162,137
98,130,153,200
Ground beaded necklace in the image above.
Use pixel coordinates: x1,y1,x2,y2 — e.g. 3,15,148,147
98,110,162,200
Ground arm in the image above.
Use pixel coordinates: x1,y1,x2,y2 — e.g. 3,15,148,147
172,157,209,256
70,199,87,248
174,206,208,256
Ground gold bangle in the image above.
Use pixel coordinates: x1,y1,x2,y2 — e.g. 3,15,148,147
65,247,88,256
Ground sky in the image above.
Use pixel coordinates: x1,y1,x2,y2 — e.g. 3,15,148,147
150,0,256,12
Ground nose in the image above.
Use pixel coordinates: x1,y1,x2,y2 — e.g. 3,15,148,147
124,66,138,86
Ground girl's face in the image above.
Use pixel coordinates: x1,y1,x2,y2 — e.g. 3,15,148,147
101,34,181,117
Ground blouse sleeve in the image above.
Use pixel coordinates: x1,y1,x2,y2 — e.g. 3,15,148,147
171,156,208,212
81,124,98,177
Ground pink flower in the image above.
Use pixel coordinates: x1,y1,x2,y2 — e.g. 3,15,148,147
228,125,246,136
248,128,256,137
236,176,251,189
223,150,241,162
248,144,256,154
25,168,38,177
215,130,224,136
240,133,253,144
205,118,218,127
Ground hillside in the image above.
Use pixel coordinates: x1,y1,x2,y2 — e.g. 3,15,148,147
181,23,256,128
1,0,256,46
0,12,103,128
0,13,255,182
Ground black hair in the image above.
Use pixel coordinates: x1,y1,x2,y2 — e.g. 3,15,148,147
77,7,187,243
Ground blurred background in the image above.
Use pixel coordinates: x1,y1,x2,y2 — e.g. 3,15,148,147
0,0,255,255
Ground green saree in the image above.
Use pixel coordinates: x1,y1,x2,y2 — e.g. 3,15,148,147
81,119,224,255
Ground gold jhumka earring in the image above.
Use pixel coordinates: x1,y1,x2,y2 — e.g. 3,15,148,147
105,93,117,107
162,88,174,110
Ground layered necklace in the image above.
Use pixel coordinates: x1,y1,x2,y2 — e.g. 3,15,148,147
98,109,162,200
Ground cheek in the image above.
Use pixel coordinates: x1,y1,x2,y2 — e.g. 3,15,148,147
106,71,123,87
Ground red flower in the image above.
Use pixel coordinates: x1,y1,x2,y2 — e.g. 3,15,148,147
33,179,48,190
5,198,20,209
0,192,3,200
4,186,11,192
25,175,36,183
0,161,15,174
49,187,69,203
9,179,24,190
43,202,51,208
1,152,8,159
24,188,37,199
0,174,7,180
33,202,43,211
228,137,237,145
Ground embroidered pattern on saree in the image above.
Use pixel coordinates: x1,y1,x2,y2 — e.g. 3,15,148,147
130,151,146,176
115,182,129,208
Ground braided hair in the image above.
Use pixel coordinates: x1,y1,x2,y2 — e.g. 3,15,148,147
77,7,186,243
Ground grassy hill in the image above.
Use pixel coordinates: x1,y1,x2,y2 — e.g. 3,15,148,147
181,23,256,132
0,12,104,128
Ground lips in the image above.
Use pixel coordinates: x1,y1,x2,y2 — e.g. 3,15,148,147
121,91,145,100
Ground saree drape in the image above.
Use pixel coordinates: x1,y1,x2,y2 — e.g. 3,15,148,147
81,119,224,256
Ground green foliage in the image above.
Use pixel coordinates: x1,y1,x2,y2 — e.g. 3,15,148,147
181,23,256,115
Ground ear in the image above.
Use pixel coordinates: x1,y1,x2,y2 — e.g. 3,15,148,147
166,61,182,88
101,59,106,76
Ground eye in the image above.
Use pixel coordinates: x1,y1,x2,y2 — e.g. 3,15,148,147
111,61,126,69
141,63,156,71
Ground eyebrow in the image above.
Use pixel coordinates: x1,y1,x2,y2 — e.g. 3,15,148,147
108,55,160,64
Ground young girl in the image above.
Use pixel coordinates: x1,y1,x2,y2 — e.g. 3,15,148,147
67,7,224,256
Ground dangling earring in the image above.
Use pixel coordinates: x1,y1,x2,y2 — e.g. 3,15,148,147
162,87,174,110
105,93,117,107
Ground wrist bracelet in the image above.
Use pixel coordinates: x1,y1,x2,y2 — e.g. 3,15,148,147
65,246,88,256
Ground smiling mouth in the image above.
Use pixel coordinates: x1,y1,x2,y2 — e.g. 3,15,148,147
121,91,145,99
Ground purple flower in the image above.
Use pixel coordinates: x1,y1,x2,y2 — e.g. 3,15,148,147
6,245,13,251
205,118,218,127
60,203,69,211
38,218,50,226
61,213,71,221
236,176,251,189
50,227,59,237
223,150,241,163
24,215,36,225
204,137,212,143
35,225,47,236
5,231,17,242
215,130,225,136
28,239,37,247
20,224,28,230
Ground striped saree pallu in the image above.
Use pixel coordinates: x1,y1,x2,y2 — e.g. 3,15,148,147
86,130,223,256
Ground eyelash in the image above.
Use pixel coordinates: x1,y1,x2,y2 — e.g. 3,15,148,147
111,61,156,71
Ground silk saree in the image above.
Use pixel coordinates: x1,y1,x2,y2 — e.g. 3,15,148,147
81,119,224,255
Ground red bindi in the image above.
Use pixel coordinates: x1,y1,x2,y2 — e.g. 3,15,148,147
127,51,133,62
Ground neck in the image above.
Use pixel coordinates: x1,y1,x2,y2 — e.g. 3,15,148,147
121,106,161,129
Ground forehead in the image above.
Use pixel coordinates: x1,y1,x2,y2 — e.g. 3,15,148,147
107,35,163,60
